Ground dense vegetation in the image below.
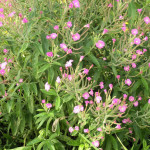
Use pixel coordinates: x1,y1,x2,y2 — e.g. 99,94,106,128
0,0,150,149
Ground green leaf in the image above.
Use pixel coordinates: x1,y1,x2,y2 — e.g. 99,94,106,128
55,96,60,110
38,63,50,73
78,144,84,150
141,78,149,91
112,66,117,77
30,83,38,96
17,43,29,57
27,137,43,146
116,134,128,150
40,89,57,96
130,79,141,93
110,135,118,150
22,83,30,97
88,53,100,68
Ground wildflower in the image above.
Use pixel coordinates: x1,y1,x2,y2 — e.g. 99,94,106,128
75,126,79,131
69,2,74,8
148,99,150,104
102,28,108,34
22,18,28,23
67,49,72,54
1,62,7,69
96,40,105,49
112,98,121,105
87,77,92,81
65,60,73,68
112,38,116,43
132,63,136,68
116,75,120,79
8,11,15,17
0,8,3,12
46,103,52,108
96,96,102,103
119,105,127,113
56,76,61,83
3,49,8,54
138,96,142,100
119,16,124,19
122,26,127,32
134,38,141,45
143,36,148,41
0,22,3,27
50,33,57,39
54,25,59,30
72,33,80,41
19,78,23,83
131,29,138,35
89,100,94,104
19,13,22,18
133,101,138,107
89,89,93,96
84,129,89,133
42,99,45,103
108,3,113,7
124,65,130,71
0,14,5,19
45,82,50,91
83,68,89,75
116,124,121,129
80,56,84,61
85,101,89,106
72,0,80,8
122,119,128,124
97,127,102,131
109,84,113,90
137,9,142,14
132,54,136,60
144,16,150,24
46,52,53,57
143,49,147,53
125,79,132,86
84,24,90,28
69,127,74,133
67,21,72,28
83,92,90,99
129,96,134,101
73,105,80,113
136,50,143,55
46,35,51,39
68,75,72,81
60,43,68,51
92,141,99,147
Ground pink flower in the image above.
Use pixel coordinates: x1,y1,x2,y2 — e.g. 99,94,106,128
84,24,90,28
134,38,141,45
138,96,142,100
109,84,113,90
96,96,102,103
89,89,93,96
133,101,138,107
67,49,72,54
112,38,116,43
72,33,80,41
73,105,80,113
50,33,57,39
102,28,108,34
65,60,73,68
60,43,68,51
124,65,130,71
143,49,147,53
68,75,72,81
112,98,121,105
148,99,150,104
46,103,52,108
83,68,89,75
85,101,89,106
0,14,5,19
137,9,142,14
122,26,127,32
132,63,136,68
69,2,74,8
92,141,99,147
87,77,92,81
131,29,138,35
1,62,7,69
119,16,124,19
56,76,61,83
143,36,148,41
116,75,120,79
69,127,74,133
22,18,28,23
96,40,105,49
125,79,132,86
132,54,136,60
0,22,3,27
45,82,50,91
119,105,127,113
116,124,121,129
80,56,84,61
3,49,8,54
8,11,15,17
89,100,94,104
0,69,5,75
19,78,23,83
108,3,113,7
99,82,104,89
67,21,72,28
19,13,22,18
129,96,134,102
75,126,79,131
84,129,89,133
42,99,45,103
123,94,128,99
0,8,4,13
144,16,150,24
46,52,53,57
72,0,80,8
136,50,143,55
54,25,59,30
97,127,102,131
83,92,90,99
122,119,128,124
46,35,51,39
